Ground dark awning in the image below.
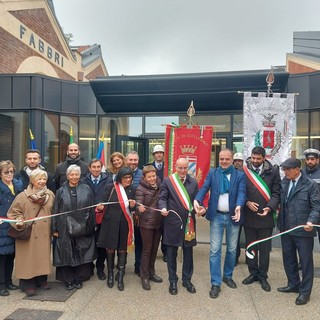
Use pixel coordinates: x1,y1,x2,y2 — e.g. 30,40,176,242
90,69,289,114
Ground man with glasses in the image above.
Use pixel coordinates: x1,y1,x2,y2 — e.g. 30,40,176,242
277,158,320,305
15,149,56,193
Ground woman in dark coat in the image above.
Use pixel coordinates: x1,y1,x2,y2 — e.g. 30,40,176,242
97,167,136,291
52,164,96,290
0,161,23,296
135,165,163,291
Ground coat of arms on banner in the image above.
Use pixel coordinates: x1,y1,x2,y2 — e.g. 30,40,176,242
254,113,281,159
243,92,295,165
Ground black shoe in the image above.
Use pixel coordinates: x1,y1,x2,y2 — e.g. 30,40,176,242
65,282,74,290
97,271,106,281
222,277,237,289
141,278,150,291
277,285,299,293
5,282,19,290
134,269,140,277
150,274,163,283
169,282,178,295
25,288,36,296
0,288,10,296
182,281,196,293
163,255,167,262
242,275,259,285
259,279,271,292
209,285,221,299
295,294,310,305
73,280,83,289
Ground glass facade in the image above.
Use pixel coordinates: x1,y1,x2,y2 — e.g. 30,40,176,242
44,113,59,174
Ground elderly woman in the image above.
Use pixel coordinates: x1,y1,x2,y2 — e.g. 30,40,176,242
52,164,96,290
97,167,136,291
135,165,163,290
7,169,54,296
0,161,23,297
108,152,126,181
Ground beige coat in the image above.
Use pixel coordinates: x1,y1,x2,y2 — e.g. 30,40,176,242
7,189,54,279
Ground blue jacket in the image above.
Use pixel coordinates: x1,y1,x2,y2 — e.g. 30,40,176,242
132,168,143,189
195,168,247,225
0,178,23,254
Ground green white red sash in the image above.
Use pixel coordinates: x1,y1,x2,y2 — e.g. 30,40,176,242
243,166,271,202
114,182,134,252
169,173,195,241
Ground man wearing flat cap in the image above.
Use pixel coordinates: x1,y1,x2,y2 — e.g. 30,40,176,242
277,158,320,306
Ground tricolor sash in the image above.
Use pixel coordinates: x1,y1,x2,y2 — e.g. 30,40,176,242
169,173,195,241
114,182,134,252
243,166,278,221
243,166,271,202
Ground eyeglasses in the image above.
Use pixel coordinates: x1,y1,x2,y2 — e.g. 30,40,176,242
122,176,132,180
3,170,14,175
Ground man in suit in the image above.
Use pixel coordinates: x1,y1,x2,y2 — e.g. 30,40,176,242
159,158,198,295
82,158,113,280
242,146,280,292
277,158,320,305
194,148,246,299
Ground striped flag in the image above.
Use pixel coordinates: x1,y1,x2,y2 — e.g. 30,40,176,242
69,126,74,144
96,133,106,170
29,129,37,149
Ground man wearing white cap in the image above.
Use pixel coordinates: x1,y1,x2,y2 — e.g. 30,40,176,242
233,153,244,170
303,148,320,183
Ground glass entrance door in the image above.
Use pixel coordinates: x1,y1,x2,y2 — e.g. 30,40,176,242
115,135,148,168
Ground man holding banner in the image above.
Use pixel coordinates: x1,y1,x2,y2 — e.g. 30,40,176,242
159,158,198,296
242,146,280,292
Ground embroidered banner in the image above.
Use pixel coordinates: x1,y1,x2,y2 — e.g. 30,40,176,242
164,124,213,188
243,92,295,165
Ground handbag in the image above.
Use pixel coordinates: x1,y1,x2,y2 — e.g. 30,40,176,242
95,187,114,225
7,205,42,240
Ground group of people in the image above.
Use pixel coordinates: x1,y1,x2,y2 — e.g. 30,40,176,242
0,143,319,307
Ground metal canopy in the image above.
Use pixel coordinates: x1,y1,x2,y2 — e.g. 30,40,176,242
90,69,289,114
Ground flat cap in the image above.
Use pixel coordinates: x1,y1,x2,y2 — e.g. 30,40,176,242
303,148,320,158
280,158,301,169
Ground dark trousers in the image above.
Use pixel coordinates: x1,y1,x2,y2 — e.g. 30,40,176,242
140,227,162,279
19,275,47,290
281,234,314,295
0,253,15,289
244,226,273,279
95,225,106,272
134,226,143,272
56,263,92,283
166,245,193,284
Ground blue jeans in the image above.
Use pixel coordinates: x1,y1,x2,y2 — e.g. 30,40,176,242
210,213,240,286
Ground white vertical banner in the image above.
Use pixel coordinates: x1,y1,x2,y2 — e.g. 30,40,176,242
243,92,295,165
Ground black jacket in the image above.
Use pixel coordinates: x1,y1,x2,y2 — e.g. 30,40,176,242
54,156,89,190
52,181,96,267
15,165,56,194
278,171,320,237
243,159,281,228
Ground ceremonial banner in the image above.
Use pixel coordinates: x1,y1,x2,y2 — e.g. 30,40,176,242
243,92,295,165
164,124,213,188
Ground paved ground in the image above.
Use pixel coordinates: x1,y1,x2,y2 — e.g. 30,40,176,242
2,218,320,320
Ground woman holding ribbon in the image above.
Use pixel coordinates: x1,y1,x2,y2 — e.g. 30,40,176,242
7,169,54,296
52,164,96,290
97,167,136,291
0,160,23,297
135,165,163,290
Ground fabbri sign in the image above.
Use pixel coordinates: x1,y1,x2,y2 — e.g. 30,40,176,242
19,24,65,67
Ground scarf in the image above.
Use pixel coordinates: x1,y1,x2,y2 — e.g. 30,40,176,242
25,185,49,205
218,165,235,194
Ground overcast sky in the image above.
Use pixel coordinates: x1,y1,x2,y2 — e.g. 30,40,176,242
53,0,320,76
